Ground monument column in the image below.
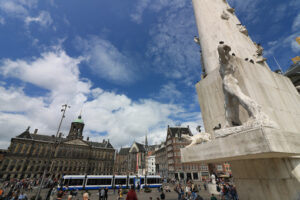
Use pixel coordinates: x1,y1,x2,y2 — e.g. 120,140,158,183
181,0,300,199
192,0,266,75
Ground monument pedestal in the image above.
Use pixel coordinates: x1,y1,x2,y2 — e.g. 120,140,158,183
207,183,220,195
230,157,300,200
181,126,300,200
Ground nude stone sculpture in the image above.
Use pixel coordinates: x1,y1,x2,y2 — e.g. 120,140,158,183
218,42,277,129
182,132,211,147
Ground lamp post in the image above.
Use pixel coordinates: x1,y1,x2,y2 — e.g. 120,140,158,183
35,104,70,200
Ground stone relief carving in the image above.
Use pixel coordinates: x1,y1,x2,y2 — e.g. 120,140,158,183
194,36,207,78
237,24,248,36
182,132,211,148
226,7,235,14
216,42,278,137
221,11,229,20
254,43,267,64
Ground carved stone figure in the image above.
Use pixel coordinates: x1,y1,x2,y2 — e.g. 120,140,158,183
237,25,248,36
218,43,277,129
227,7,235,14
182,132,211,147
221,11,229,20
211,174,216,184
254,43,267,64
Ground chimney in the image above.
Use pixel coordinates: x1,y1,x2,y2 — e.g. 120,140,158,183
34,129,38,135
87,137,89,141
187,125,189,128
59,133,62,138
108,139,110,143
103,139,105,143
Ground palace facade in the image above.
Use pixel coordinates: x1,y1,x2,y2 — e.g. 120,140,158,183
0,115,115,180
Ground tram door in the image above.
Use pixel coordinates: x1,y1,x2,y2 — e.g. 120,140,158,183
135,177,140,188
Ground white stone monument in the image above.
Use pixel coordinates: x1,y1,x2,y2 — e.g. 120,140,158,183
181,0,300,199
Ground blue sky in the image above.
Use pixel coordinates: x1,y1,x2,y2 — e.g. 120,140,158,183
0,0,299,149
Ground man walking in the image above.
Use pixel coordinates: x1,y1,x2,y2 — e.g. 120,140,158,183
126,186,137,200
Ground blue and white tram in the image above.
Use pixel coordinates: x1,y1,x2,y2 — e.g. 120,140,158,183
60,175,162,191
85,175,113,190
145,175,162,188
61,175,85,190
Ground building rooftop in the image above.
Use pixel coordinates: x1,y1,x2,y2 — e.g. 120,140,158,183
168,126,193,138
119,147,130,155
15,127,114,149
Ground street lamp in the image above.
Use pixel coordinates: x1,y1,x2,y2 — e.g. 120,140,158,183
35,104,70,200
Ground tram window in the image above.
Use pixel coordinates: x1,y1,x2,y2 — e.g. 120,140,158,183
140,178,144,184
115,178,126,185
147,178,160,184
129,178,134,185
69,179,83,186
63,179,70,185
87,178,112,185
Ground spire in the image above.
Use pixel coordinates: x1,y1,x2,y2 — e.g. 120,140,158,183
145,134,148,151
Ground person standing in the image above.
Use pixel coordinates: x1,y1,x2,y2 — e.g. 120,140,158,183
18,192,27,200
126,186,137,200
83,192,89,200
118,188,123,200
0,188,4,200
100,188,105,200
56,189,64,200
46,187,54,200
160,191,165,200
210,194,217,200
104,187,108,200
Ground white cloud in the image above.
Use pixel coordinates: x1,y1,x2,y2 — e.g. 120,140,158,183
131,0,202,84
25,11,53,27
0,16,5,25
130,0,151,24
0,47,90,101
147,2,201,84
154,82,182,103
292,13,300,31
77,36,136,84
227,0,260,22
0,47,202,149
265,32,300,56
0,0,37,16
130,0,186,24
0,0,52,28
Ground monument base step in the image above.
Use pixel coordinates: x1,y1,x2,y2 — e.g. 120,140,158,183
181,126,300,163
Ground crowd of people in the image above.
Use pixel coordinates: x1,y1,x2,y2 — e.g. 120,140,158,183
0,177,239,200
215,183,238,200
0,177,58,200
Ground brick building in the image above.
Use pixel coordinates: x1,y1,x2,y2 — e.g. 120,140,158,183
154,142,168,178
166,126,210,181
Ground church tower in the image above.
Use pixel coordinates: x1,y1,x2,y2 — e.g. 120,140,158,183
67,115,84,140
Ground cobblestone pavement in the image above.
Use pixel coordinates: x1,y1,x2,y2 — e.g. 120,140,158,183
24,186,218,200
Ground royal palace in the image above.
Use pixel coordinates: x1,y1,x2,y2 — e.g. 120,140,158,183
0,115,115,180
